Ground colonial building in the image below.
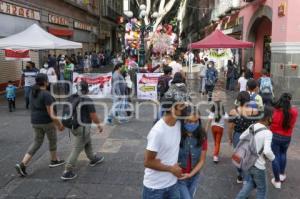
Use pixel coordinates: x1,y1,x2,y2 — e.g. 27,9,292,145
180,0,215,48
197,0,300,99
0,0,124,92
100,0,123,54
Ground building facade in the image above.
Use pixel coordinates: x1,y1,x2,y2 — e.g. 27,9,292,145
200,0,300,99
0,0,100,91
180,0,215,48
100,0,123,54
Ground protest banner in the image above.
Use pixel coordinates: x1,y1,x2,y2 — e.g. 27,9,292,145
73,72,112,98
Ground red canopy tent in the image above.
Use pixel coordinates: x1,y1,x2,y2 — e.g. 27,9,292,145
189,30,254,49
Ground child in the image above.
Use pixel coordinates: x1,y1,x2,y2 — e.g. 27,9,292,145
206,91,228,163
6,81,17,112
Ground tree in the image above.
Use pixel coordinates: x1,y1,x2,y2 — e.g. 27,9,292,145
135,0,178,32
177,0,188,45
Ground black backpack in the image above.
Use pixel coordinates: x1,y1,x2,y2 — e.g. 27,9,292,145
157,76,171,100
62,94,82,130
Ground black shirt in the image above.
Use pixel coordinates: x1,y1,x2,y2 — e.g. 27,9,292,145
30,90,55,124
229,115,256,133
79,97,96,125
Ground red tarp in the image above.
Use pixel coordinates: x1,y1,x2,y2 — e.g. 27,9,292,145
189,30,254,49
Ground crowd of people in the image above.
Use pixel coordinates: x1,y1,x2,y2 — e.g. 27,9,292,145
142,56,298,199
5,49,298,198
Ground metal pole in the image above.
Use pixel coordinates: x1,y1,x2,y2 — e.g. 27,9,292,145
138,20,146,68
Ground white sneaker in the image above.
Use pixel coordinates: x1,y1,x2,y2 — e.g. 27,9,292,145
280,174,287,182
271,178,281,189
213,156,219,163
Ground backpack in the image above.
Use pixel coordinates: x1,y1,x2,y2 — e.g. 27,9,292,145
62,94,82,130
248,93,258,109
206,68,217,86
260,77,273,94
157,76,171,100
232,125,267,171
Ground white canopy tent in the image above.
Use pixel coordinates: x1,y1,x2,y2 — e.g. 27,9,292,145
0,24,82,50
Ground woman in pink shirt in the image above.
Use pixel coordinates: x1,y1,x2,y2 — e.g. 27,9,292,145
270,93,298,189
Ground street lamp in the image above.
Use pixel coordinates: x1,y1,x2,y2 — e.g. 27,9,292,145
124,5,159,67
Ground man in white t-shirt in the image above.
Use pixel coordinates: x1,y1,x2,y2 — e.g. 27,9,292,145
40,63,57,84
238,71,248,92
169,57,183,76
198,60,207,94
246,57,254,72
143,98,186,198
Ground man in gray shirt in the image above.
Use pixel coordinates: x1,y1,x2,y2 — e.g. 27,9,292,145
106,63,128,125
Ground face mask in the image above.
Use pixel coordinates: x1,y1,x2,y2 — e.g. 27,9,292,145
44,64,48,68
184,122,199,132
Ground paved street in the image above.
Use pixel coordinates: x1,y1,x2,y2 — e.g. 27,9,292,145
0,78,300,199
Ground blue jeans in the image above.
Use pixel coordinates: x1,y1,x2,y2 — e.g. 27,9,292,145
235,166,267,199
107,96,128,123
233,132,243,177
142,183,180,199
271,133,291,182
24,86,32,108
178,173,201,199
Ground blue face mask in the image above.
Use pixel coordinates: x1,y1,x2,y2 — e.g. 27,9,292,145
184,122,199,132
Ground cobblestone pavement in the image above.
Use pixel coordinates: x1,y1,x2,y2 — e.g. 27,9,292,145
0,77,299,199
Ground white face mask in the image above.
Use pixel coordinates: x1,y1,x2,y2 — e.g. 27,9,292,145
44,64,49,68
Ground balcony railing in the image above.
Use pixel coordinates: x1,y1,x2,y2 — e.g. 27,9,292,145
64,0,99,16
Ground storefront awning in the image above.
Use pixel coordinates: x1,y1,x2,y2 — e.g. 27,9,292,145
48,27,73,37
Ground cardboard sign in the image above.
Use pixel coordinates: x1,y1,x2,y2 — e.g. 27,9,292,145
136,73,162,100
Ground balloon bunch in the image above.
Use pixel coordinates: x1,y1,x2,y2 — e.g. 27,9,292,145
125,18,141,56
151,24,177,55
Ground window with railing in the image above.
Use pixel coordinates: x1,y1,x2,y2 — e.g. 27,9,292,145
66,0,99,15
101,0,122,20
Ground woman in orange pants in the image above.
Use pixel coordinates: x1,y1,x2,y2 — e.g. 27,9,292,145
206,101,228,163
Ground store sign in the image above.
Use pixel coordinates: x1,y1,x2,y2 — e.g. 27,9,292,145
278,2,286,17
0,2,40,20
49,14,69,26
74,21,92,31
